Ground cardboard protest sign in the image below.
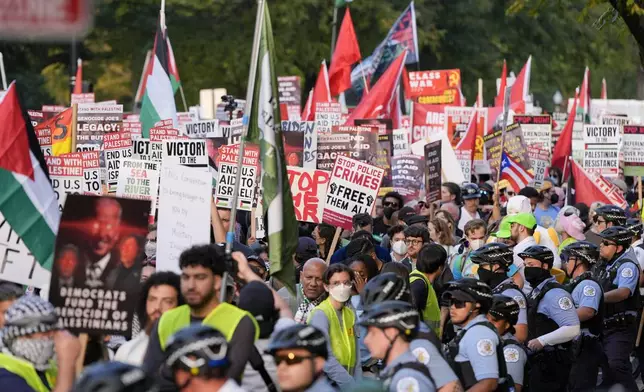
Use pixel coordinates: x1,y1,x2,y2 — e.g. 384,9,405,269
278,76,302,121
182,119,220,138
163,140,208,168
132,139,163,162
583,125,619,177
157,166,211,273
103,131,133,193
323,156,384,230
572,112,585,162
116,159,160,200
28,109,45,127
528,146,550,188
424,141,442,203
76,104,123,152
123,120,142,140
42,105,66,121
454,150,472,182
49,195,149,336
45,153,84,212
393,129,411,156
303,120,318,169
176,112,195,130
81,151,102,195
220,118,244,144
444,106,475,148
317,126,379,171
408,69,462,105
600,115,631,127
287,166,330,223
154,119,174,128
314,102,342,133
214,145,259,211
150,127,180,141
483,123,531,173
514,115,552,151
0,212,51,288
622,125,644,176
71,93,95,105
35,122,52,156
412,103,445,143
355,119,393,193
392,155,424,203
282,121,312,167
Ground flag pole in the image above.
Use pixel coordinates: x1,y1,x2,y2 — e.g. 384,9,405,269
0,52,7,90
330,5,338,60
178,84,189,112
495,85,512,184
160,0,166,30
562,156,569,206
359,61,370,95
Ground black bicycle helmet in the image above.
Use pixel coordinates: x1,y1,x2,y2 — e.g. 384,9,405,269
361,273,411,309
599,226,634,247
442,278,493,310
164,325,229,376
470,243,514,269
266,324,328,359
517,245,555,267
359,300,419,338
461,183,481,200
488,295,520,326
625,218,643,237
595,205,627,226
561,241,599,265
73,362,159,392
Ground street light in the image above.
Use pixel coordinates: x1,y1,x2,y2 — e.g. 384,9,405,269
553,90,563,111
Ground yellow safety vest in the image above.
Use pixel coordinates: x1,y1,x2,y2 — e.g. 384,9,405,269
158,303,259,350
409,270,442,337
0,353,56,392
307,298,356,371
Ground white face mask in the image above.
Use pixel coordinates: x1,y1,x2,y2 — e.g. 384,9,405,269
392,240,408,256
145,241,157,258
329,284,352,303
469,239,485,250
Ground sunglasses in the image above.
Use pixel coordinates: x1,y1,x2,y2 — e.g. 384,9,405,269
601,240,616,247
383,202,399,208
593,215,606,225
274,353,314,366
449,299,469,309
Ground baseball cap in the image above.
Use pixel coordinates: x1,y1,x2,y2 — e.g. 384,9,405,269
397,207,416,223
494,217,512,239
539,179,554,193
506,196,532,215
237,281,275,338
296,237,317,255
405,215,429,226
505,212,537,230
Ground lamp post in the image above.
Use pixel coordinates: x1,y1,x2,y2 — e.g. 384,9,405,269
553,90,563,112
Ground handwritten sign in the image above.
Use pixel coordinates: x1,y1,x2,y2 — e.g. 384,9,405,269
287,166,330,223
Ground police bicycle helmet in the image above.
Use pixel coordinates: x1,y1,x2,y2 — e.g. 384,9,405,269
470,243,514,269
561,241,599,265
442,278,493,311
461,183,481,200
488,294,520,326
361,273,411,309
517,245,555,267
73,362,159,392
266,324,328,359
595,205,627,226
359,300,419,338
598,226,634,247
164,325,230,379
625,218,643,237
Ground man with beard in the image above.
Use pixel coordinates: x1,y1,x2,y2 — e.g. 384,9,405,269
372,192,404,237
507,212,537,294
470,243,528,343
115,272,183,365
142,245,259,385
278,258,327,323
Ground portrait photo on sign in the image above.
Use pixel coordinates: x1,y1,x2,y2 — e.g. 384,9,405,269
49,194,150,336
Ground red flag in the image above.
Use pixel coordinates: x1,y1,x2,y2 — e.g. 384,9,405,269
551,90,578,172
0,84,34,180
346,51,408,125
455,106,477,153
303,62,332,121
73,58,83,94
494,59,507,107
402,67,412,100
509,56,531,107
328,8,361,96
601,78,607,100
301,88,313,121
571,160,627,209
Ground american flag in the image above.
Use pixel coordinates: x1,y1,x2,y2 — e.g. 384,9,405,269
500,152,534,192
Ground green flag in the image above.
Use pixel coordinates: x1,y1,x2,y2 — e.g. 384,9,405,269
335,0,353,7
246,1,298,294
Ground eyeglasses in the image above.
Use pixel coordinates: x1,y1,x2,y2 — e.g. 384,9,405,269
383,202,399,208
449,299,468,309
404,239,423,246
329,281,353,288
593,215,606,225
274,353,314,366
601,240,616,247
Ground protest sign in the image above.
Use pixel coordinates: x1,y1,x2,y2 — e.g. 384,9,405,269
282,121,312,167
454,150,472,182
132,139,163,162
572,112,585,162
182,119,220,138
157,166,211,273
393,128,411,156
76,104,123,152
45,153,84,212
317,126,379,171
214,145,259,211
123,120,142,140
163,140,208,168
424,141,442,203
303,120,318,169
323,156,384,230
177,112,194,130
81,151,102,195
220,118,244,144
355,119,393,193
150,127,180,141
287,166,330,223
71,93,95,105
583,125,619,177
49,195,149,336
35,123,52,156
392,155,424,203
412,103,445,143
473,108,490,174
445,106,474,147
116,159,160,201
623,125,644,176
28,109,45,127
408,69,462,105
154,119,174,128
103,131,133,192
314,102,342,133
278,76,302,121
528,146,550,188
600,115,631,126
484,123,531,173
42,105,66,121
513,115,552,151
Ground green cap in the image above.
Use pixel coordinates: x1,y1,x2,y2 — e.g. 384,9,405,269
494,217,512,239
505,212,537,230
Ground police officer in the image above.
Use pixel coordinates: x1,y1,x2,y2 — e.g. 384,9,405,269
595,226,640,391
587,205,627,246
487,295,527,392
471,243,528,343
266,324,335,392
442,279,512,392
560,241,604,392
458,183,489,232
518,245,580,392
361,273,461,392
360,300,436,392
73,361,159,392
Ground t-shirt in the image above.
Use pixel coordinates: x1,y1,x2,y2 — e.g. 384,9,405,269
534,205,559,228
372,216,390,237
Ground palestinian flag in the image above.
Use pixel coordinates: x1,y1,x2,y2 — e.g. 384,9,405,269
0,82,59,271
140,22,179,137
246,1,298,294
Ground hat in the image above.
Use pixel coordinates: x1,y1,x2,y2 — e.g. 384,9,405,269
539,179,554,193
494,217,512,239
405,215,429,226
2,296,59,345
505,212,537,230
296,237,317,255
559,214,586,241
397,206,416,222
506,196,532,215
238,281,275,338
611,178,628,194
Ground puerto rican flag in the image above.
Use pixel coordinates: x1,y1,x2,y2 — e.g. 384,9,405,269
500,152,534,192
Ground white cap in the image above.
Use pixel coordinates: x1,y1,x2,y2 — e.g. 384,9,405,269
506,196,532,215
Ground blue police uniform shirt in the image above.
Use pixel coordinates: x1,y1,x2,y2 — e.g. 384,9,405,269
410,322,459,388
383,350,436,392
305,376,337,392
610,252,640,296
498,279,528,325
534,277,580,328
501,332,527,387
454,314,500,381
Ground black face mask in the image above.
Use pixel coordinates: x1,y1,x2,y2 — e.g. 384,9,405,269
550,194,559,204
477,268,507,289
383,206,395,219
524,266,551,287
